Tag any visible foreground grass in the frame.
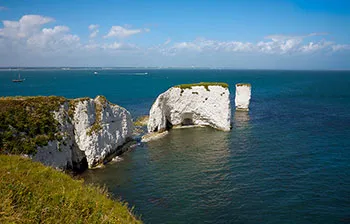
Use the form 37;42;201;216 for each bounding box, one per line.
0;155;141;224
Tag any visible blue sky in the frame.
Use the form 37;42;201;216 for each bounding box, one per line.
0;0;349;69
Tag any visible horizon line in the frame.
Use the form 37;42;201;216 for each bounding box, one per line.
0;67;349;71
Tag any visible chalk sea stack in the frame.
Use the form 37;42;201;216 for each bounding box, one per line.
235;83;251;111
144;82;231;141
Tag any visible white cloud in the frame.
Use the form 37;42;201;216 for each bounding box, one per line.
90;30;99;38
88;24;99;38
0;6;7;11
299;40;333;53
102;42;139;50
162;38;253;55
104;26;142;38
27;25;80;51
0;15;54;39
158;33;343;56
332;44;350;52
164;38;171;45
43;25;70;35
88;24;99;31
0;15;349;68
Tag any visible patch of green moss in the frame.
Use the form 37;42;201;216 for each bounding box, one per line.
0;155;141;223
133;115;149;127
192;92;199;94
175;82;229;91
236;83;251;87
0;96;66;155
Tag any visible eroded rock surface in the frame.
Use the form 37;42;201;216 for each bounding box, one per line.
235;83;251;111
1;96;133;170
147;83;231;136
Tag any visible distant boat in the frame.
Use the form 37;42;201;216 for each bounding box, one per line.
144;72;148;75
12;74;24;82
93;71;98;75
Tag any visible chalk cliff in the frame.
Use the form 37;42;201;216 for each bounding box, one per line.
235;83;251;111
0;96;133;170
147;83;231;137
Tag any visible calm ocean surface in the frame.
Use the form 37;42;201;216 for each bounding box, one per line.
1;69;350;223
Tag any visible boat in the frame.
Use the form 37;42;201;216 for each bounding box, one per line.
12;74;24;82
93;71;98;75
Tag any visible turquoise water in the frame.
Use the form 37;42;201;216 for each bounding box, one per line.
1;69;350;223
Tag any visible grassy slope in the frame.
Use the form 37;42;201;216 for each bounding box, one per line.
0;155;141;224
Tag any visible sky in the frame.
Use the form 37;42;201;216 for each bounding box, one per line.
0;0;349;69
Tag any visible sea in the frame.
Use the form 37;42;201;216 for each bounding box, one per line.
1;69;350;224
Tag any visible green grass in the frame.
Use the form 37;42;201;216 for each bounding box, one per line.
0;96;66;155
175;82;229;91
133;116;149;127
0;155;141;224
236;83;251;87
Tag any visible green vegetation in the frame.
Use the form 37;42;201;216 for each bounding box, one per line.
87;96;107;136
0;95;120;154
175;82;229;91
0;95;111;155
133;116;149;127
0;155;141;224
236;83;251;87
68;97;90;119
191;92;199;95
0;96;66;155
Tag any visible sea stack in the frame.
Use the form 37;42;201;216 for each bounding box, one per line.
235;83;251;111
145;82;231;141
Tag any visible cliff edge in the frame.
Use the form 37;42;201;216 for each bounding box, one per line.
0;96;133;170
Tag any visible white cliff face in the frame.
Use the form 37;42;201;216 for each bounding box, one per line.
73;96;133;168
33;102;80;170
33;96;133;170
235;84;251;111
147;85;231;134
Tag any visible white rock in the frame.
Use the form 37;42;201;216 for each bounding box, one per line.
147;84;231;135
33;102;81;170
33;96;133;170
141;131;169;142
72;96;133;168
235;83;251;111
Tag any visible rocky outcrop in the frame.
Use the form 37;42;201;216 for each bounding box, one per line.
147;83;231;137
0;96;133;170
70;96;133;168
235;83;251;111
